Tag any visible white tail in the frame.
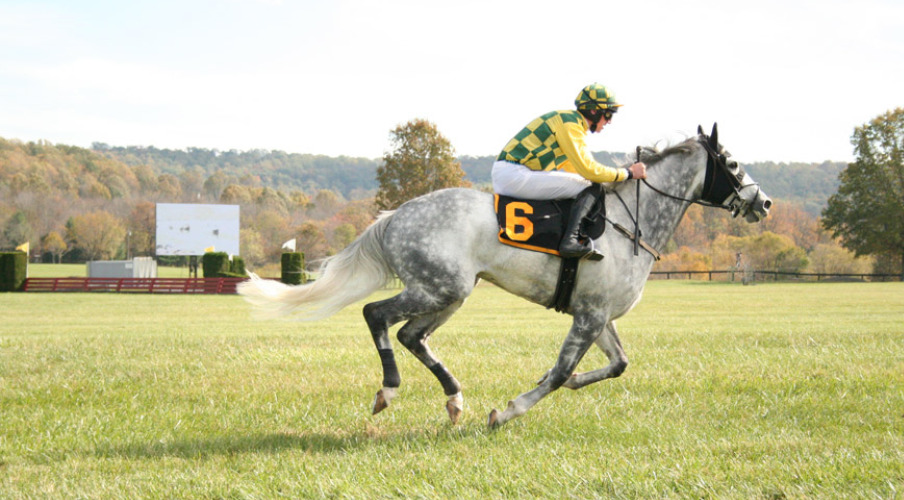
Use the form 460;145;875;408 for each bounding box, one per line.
237;212;395;320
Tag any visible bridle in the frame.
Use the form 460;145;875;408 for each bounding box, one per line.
640;124;762;218
607;124;762;260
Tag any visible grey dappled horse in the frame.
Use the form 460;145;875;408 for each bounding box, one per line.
238;124;772;428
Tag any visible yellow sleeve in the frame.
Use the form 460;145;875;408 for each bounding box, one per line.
557;121;629;183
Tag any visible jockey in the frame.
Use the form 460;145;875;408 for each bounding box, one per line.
492;83;647;259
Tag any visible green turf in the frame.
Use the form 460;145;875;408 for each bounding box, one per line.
1;281;902;498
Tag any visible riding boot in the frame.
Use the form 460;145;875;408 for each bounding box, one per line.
558;187;604;260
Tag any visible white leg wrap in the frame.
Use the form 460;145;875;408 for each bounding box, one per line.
446;392;464;424
381;387;398;405
448;392;463;411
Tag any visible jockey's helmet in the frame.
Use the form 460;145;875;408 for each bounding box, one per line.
575;84;622;118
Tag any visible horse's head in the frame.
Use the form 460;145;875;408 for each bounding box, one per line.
695;123;772;222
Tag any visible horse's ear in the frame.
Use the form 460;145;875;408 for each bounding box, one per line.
709;123;719;148
697;125;705;136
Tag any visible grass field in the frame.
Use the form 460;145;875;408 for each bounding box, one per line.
1;281;902;498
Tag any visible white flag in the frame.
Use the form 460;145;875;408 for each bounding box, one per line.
282;238;297;252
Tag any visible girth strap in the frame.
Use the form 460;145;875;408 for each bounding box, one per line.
548;257;580;313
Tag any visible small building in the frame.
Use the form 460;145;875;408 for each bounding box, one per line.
87;257;158;278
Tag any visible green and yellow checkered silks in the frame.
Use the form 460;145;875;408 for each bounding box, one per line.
574;83;621;111
496;108;629;183
497;110;585;171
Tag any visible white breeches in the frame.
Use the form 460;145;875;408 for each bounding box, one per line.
492;161;591;200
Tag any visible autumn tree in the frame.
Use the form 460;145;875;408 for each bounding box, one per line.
331;223;357;251
335;199;378;234
712;232;808;272
375;118;470;210
808;242;873;275
41;231;67;263
252;209;290;262
654;246;711;274
220;184;253;205
240;227;266;267
310;189;345;219
67;211;126;260
822;108;904;278
760;201;821;251
2;211;32;249
127;201;156;256
296;221;330;262
157;173;183;200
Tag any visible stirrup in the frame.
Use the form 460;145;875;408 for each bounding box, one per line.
582;240;604;261
558;240;604;261
583;249;604;261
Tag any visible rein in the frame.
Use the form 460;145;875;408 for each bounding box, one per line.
608;129;759;259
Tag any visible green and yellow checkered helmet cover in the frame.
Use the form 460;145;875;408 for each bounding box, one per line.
574;83;622;111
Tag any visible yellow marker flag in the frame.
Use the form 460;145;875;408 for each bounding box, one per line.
15;242;29;253
204;246;216;253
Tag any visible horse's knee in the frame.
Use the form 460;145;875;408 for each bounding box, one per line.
544;369;574;390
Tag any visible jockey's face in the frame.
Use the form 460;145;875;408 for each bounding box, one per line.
592;114;610;133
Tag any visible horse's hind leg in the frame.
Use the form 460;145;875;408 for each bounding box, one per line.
396;300;465;423
363;288;468;420
364;296;403;416
537;321;628;390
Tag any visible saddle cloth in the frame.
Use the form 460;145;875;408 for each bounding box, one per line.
494;194;605;256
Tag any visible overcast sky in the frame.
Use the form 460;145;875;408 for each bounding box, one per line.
1;0;901;163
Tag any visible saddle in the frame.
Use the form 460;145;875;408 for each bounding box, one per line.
493;194;606;256
494;192;606;312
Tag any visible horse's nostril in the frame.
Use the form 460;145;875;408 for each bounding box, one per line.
763;199;773;211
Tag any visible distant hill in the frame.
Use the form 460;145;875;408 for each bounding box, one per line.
94;143;383;199
3;139;840;214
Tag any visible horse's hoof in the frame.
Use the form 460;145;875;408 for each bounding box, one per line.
372;391;387;415
446;401;462;425
372;388;395;415
487;409;500;429
446;393;463;425
372;387;397;415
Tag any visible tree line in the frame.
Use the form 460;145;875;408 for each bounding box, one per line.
92;141;845;214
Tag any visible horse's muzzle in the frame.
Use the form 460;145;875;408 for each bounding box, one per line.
745;193;772;223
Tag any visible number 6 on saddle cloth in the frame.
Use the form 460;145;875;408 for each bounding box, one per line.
494;185;606;258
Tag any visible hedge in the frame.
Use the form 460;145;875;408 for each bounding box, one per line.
281;252;305;285
202;252;230;278
200;253;248;278
0;252;28;292
230;256;246;277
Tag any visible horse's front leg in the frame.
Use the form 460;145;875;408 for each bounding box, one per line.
553;320;628;390
488;314;606;428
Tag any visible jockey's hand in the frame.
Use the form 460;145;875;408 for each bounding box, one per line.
629;162;647;180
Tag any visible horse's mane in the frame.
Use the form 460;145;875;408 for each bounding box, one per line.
636;138;698;167
609;138;699;194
